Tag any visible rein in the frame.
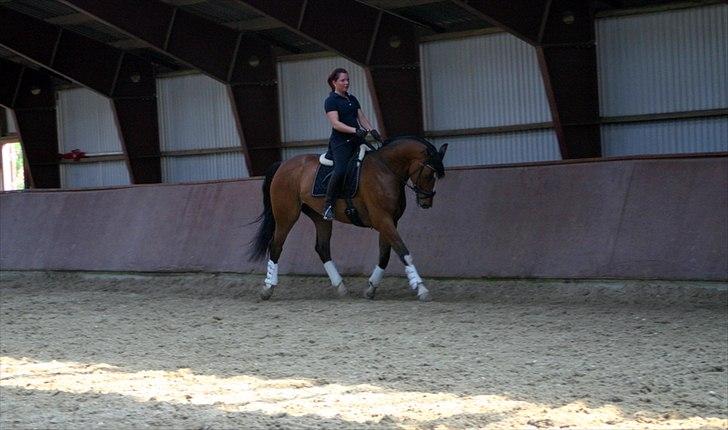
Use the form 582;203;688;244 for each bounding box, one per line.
404;162;437;198
380;158;438;200
366;136;442;200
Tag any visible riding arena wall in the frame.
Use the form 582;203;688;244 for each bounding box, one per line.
1;155;726;281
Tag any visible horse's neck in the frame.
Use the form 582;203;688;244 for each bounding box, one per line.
378;143;421;179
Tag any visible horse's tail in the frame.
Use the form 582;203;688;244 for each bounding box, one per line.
248;161;282;262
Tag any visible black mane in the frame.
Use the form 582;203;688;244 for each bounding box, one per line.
383;135;445;178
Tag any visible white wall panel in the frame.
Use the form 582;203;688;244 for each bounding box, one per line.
431;130;560;167
157;74;249;180
597;5;728;116
60;161;130;188
57;88;123;154
421;33;551;131
162;152;248;183
56;88;130;188
601;117;728;156
281;145;329;161
278;56;378;142
157;74;244;152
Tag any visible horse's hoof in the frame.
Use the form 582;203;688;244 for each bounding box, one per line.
260;284;275;301
364;282;377;300
416;284;432;302
336;282;349;297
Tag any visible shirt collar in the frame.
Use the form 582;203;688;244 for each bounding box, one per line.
331;91;349;99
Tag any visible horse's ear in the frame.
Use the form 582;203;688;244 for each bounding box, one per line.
438;143;448;159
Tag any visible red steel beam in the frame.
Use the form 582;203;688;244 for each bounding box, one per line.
0;59;23;108
537;0;601;158
56;0;282;176
228;34;281;175
0;59;60;188
367;12;423;135
237;0;423;136
451;0;602;158
538;44;601;158
0;107;7;136
0;6;162;183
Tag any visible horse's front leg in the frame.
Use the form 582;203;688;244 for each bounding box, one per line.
364;233;391;300
310;216;348;297
374;219;431;302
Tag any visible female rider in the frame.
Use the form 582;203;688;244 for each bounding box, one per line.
322;68;380;221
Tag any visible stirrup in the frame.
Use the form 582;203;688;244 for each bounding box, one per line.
323;204;334;221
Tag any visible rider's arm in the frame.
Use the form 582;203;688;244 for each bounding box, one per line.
326;111;358;134
357;109;374;131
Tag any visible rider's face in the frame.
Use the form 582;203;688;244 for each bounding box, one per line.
333;73;349;93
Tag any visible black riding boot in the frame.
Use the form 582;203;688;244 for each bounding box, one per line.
323;172;343;221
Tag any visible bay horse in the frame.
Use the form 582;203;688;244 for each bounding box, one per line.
249;136;448;301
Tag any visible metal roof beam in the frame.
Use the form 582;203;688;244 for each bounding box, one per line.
57;0;233;81
56;0;282;175
0;6;162;183
226;16;282;31
0;58;60;188
46;12;94;25
450;0;548;44
56;0;277;85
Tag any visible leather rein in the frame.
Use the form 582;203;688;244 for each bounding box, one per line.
357;135;439;200
404;162;438;199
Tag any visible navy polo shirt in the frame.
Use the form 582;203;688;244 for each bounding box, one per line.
324;91;361;140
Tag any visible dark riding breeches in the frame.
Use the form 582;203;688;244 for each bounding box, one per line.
325;137;358;205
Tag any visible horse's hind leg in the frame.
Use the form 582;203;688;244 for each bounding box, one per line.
302;205;348;297
261;199;301;300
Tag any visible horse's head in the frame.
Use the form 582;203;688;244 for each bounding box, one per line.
410;143;448;209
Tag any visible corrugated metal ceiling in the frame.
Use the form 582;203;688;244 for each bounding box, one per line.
0;0;721;77
177;0;261;23
0;0;75;19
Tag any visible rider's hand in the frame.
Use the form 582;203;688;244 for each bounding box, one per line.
370;129;382;142
355;128;368;139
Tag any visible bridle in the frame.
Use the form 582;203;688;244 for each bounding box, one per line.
405;161;438;199
354;135;441;200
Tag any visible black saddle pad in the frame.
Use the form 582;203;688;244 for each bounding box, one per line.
312;154;364;198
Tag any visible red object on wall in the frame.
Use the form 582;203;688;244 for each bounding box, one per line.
59;149;86;161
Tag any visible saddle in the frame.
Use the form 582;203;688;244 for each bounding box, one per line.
312;144;373;227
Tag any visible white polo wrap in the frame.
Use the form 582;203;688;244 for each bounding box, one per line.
368;266;385;286
324;261;343;287
265;260;278;286
404;255;422;289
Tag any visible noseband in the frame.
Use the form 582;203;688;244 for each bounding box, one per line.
406;162;438;199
